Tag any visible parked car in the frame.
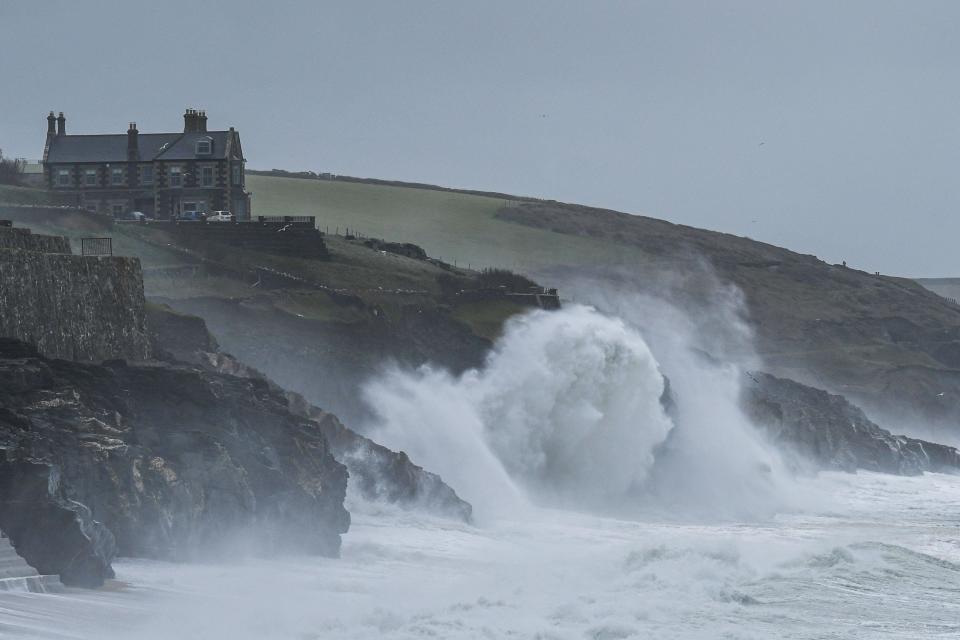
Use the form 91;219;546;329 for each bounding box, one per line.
122;211;146;221
176;211;206;221
207;211;234;222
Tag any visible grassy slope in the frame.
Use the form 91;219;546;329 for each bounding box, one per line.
917;278;960;302
0;184;67;205
248;174;637;273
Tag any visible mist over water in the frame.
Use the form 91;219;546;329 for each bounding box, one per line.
5;299;960;639
364;302;795;521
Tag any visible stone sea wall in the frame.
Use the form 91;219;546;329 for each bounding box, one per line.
0;227;71;254
0;232;149;361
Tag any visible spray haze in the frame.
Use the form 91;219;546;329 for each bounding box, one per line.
363;279;795;520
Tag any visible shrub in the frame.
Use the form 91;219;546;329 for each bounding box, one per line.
0;149;24;186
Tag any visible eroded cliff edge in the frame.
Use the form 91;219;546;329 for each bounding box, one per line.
0;337;350;585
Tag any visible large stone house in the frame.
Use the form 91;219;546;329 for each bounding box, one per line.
42;109;251;219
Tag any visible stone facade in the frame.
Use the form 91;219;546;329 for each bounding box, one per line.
42;109;251;220
0;226;149;361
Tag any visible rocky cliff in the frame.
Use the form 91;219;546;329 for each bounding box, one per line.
0;337;349;586
144;302;472;521
0;225;149;362
743;371;960;474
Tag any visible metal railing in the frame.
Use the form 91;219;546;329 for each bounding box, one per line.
81;237;112;256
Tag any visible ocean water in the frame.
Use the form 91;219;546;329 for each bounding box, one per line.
3;305;957;638
0;471;958;639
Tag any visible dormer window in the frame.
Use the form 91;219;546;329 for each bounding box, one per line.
196;138;212;155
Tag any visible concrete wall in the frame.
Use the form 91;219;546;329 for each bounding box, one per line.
0;231;149;361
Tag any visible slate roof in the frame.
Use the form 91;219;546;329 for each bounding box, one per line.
46;131;233;163
154;131;231;161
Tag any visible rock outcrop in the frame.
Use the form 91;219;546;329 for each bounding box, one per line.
285;392;473;521
200;350;472;521
146;302;474;521
0;337;350;586
742;371;960;474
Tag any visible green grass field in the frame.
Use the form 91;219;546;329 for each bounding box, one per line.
248;175;638;274
0;184;62;205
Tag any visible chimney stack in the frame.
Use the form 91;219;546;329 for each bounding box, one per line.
183;107;199;133
127;122;139;160
198;110;208;133
47;111;56;136
56;112;65;136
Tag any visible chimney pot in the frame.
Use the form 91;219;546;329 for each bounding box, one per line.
56;112;66;136
47;111;56;136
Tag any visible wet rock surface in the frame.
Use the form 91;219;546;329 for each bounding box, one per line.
199;350;473;521
743;371;960;474
0;338;350;586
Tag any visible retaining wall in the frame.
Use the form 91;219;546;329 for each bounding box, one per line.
0;227;71;254
0;229;149;361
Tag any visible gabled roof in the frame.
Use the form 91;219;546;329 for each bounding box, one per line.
45;131;236;163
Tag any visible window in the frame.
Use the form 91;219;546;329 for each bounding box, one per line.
201;166;214;187
57;169;70;186
169;166;182;187
111;167;124;185
111;204;125;217
232;165;242;185
84;169;97;187
142;166;153;185
196;139;212;155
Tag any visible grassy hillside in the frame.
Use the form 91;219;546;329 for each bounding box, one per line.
917;278;960;303
251;173;960;435
248;174;638;273
0;200;536;424
0;184;63;205
7;177;960;436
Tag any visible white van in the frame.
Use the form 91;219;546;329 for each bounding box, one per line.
207;211;234;222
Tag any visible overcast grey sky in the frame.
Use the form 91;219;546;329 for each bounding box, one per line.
2;1;959;276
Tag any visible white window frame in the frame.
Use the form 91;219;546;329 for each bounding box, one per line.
232;165;241;185
111;167;124;186
84;169;97;187
169;166;182;188
56;168;70;187
200;166;214;187
196;139;212;155
142;165;153;185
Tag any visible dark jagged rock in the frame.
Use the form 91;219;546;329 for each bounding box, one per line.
145;301;219;364
146;303;473;520
0;338;350;586
0;457;116;588
285;392;473;521
742;371;960;474
199;350;473;521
